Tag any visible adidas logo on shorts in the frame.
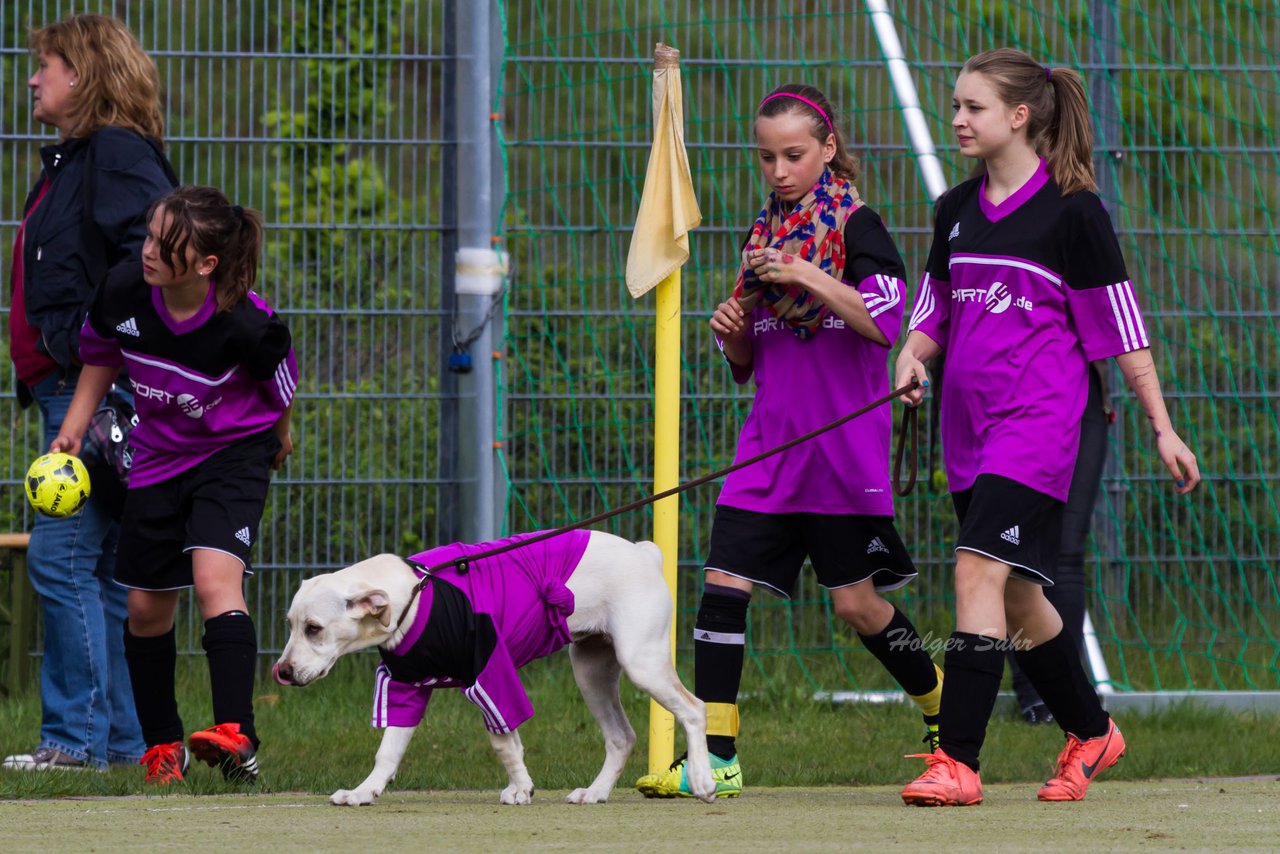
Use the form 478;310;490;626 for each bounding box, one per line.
234;527;252;546
115;317;141;337
1000;525;1021;546
866;537;890;555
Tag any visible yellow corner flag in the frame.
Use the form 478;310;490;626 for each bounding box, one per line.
625;43;702;298
626;43;700;778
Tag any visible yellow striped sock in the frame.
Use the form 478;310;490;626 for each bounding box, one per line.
705;702;740;737
908;664;944;718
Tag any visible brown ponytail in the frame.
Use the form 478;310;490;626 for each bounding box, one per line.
147;186;264;312
961;48;1096;195
755;83;860;183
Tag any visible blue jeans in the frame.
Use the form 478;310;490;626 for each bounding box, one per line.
26;373;144;768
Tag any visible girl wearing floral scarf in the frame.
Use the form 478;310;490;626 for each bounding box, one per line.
636;84;943;800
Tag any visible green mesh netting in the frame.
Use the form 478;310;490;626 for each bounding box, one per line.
496;0;1280;695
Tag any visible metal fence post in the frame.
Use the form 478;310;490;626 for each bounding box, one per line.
453;0;506;542
1087;0;1129;606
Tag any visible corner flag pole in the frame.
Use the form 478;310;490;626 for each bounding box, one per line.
624;42;702;775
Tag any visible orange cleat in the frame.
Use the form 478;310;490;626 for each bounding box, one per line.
1038;717;1126;801
901;749;983;806
188;723;259;783
140;742;189;784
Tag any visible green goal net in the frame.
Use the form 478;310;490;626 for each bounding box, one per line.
498;1;1279;696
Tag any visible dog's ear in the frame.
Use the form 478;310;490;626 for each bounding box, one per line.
347;589;392;627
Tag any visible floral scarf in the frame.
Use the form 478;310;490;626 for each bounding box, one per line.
733;169;862;338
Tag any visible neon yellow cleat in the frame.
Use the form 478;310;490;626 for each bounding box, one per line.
635;752;742;799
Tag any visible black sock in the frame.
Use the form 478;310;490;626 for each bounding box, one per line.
1044;569;1086;658
858;606;941;701
694;584;750;760
203;611;260;749
1014;629;1108;739
938;632;1004;772
124;625;184;747
1007;648;1043;714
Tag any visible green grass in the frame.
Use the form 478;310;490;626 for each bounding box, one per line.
2;653;1279;800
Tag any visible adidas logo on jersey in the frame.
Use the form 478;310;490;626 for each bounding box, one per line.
948;222;960;241
866;537;890;555
1000;525;1021;546
234;527;252;546
115;317;141;337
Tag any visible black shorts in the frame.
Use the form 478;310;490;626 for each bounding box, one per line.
952;474;1063;585
115;430;280;591
704;505;917;599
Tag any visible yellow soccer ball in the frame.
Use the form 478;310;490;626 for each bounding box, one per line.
25;453;92;518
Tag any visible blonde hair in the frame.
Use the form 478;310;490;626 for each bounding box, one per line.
961;48;1096;195
755;83;860;183
29;14;164;141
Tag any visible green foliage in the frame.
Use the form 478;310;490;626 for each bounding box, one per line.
263;0;411;283
252;0;441;557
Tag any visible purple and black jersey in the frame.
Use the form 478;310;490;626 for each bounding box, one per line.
78;260;298;487
372;530;589;734
908;159;1148;501
717;205;909;516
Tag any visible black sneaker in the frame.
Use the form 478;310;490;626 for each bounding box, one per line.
1022;702;1054;725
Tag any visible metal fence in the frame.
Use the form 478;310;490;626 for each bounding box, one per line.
499;1;1280;691
3;1;1278;689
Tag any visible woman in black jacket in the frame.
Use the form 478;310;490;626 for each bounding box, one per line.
4;13;175;772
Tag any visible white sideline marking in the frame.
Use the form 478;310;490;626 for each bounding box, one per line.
75;802;313;815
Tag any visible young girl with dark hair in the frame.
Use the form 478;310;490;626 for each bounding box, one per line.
897;48;1199;806
52;185;298;784
636;83;942;799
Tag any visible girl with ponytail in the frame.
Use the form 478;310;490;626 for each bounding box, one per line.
896;48;1199;807
51;185;298;785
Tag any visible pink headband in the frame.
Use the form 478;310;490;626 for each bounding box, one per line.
759;92;834;135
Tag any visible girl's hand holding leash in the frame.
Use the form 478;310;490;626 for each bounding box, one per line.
893;356;930;408
893;332;937;408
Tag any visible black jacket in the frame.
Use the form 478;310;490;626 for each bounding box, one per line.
17;127;176;393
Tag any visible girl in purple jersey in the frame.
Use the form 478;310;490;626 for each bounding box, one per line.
52;185;298;785
896;48;1200;807
636;84;943;800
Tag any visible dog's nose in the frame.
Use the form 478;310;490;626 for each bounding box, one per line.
273;661;294;686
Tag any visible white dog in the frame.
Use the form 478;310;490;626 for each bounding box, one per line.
274;529;716;805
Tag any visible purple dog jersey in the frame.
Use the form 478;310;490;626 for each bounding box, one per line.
371;529;590;733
